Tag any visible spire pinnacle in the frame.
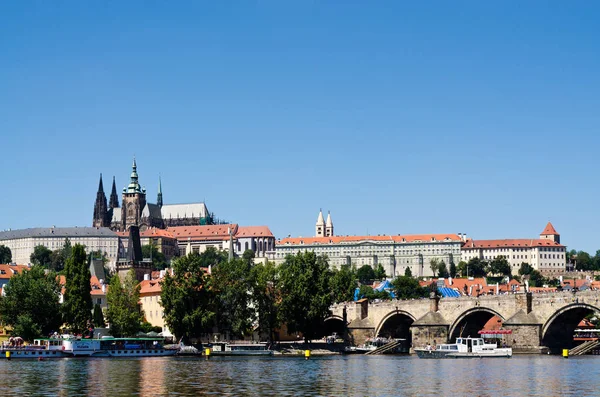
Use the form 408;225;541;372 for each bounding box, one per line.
157;175;163;207
97;173;104;193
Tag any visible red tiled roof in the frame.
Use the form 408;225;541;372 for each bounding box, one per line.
139;279;162;295
167;224;238;241
462;238;564;249
235;226;274;238
279;234;461;245
140;228;175;239
0;264;29;279
541;222;559;236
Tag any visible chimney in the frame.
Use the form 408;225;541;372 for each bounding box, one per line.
159;270;165;279
101;284;106;293
144;273;150;281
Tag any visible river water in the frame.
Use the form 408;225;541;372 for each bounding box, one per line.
0;355;598;396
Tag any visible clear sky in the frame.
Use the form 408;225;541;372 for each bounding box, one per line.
1;2;599;252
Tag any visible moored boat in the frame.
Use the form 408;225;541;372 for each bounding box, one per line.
62;336;178;357
415;337;512;359
210;342;273;356
0;338;69;359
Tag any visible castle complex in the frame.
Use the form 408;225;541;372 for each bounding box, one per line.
92;159;217;232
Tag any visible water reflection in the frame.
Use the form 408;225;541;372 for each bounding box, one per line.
1;355;600;396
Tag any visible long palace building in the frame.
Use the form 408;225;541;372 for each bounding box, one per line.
271;210;464;277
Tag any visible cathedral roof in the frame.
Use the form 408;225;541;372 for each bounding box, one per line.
167;224;238;241
142;203;162;219
161;203;209;219
124;157;145;194
235;226;274;238
316;210;325;225
326;211;333;227
111;209;121;223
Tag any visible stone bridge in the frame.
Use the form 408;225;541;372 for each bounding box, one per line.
328;290;600;353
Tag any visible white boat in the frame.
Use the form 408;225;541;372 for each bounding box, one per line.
0;338;69;359
345;337;407;354
62;337;178;357
210;342;273;356
415;337;512;358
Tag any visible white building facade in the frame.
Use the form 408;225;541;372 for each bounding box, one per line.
461;222;566;275
0;227;119;267
273;234;463;277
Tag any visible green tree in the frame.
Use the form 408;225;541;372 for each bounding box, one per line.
242;249;256;265
160;252;215;342
489;256;511;276
0;245;12;264
30;245;52;268
528;270;545;287
391;276;429;300
356;265;375;281
212;258;255;339
330;265;357;303
404;266;413;277
0;265;61;341
456;261;468;277
449;262;457;278
106;269;142;337
374;264;387;280
93;303;105;328
141;244;168;270
278;251;333;343
251;261;280;342
357;284;391;300
62;244;93;334
61;238;73;262
437;261;449;278
576;251;593;271
49;250;65;272
459;258;488;278
429;258;440;277
518;262;534;276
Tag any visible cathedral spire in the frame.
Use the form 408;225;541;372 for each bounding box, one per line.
97;173;104;194
157;176;163;207
125;156;143;194
109;176;119;208
93;173;108;227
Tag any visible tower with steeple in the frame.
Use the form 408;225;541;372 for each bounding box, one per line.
540;222;560;244
157;176;163;208
315;209;325;237
325;211;334;237
93;174;109;227
120;158;147;230
109;176;119;209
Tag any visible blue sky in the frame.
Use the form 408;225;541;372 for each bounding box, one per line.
1;2;599;251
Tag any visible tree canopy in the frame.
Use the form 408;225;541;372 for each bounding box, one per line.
429;258;440;277
30;245;52;268
488;256;511;276
278;251;333;342
251;261;280;342
356;265;375;281
374;264;387;280
0;245;12;264
160;252;215;342
391;276;429;300
106;269;143;337
141;244;168;270
330;265;357;303
212;258;255;339
0;265;61;341
437;261;449;278
62;244;93;334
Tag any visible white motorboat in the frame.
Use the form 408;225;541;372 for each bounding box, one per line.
415;337;512;358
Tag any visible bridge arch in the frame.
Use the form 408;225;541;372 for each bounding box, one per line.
448;307;505;342
321;316;346;338
542;303;600;352
375;310;416;344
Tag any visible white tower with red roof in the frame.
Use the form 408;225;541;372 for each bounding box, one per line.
540;222;560;244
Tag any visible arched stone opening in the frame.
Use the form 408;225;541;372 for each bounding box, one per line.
542;304;600;353
318;317;346;339
449;308;505;342
375;312;415;346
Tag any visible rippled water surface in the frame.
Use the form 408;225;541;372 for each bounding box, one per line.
1;355;599;396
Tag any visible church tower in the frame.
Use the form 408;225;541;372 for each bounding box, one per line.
121;158;147;230
315;209;325;237
157;176;163;208
109;176;119;209
325;211;334;237
92;174;108;227
540;222;560;244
